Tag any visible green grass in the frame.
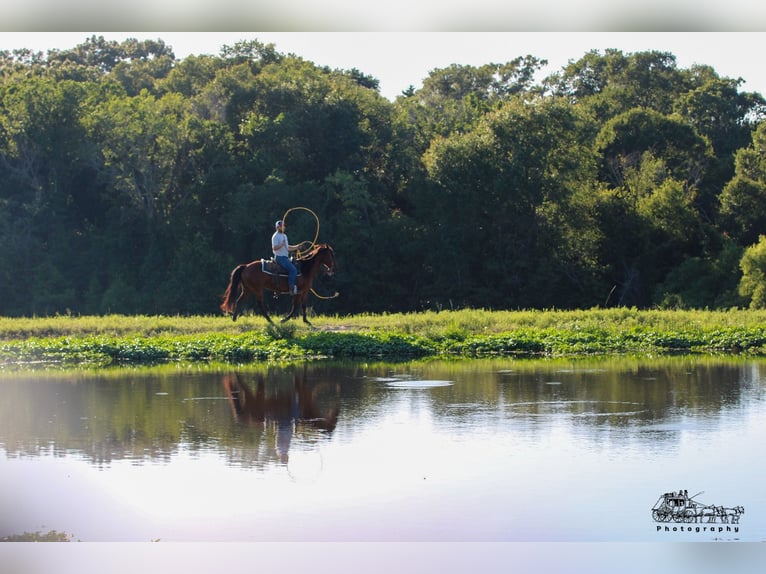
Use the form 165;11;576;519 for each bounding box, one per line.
2;308;766;369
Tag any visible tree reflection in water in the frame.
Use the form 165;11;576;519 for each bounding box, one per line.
1;358;765;542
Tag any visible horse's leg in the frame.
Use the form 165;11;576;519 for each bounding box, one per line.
300;293;312;326
232;288;248;322
281;295;298;322
222;264;247;321
255;290;274;324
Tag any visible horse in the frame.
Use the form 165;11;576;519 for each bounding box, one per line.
220;243;336;325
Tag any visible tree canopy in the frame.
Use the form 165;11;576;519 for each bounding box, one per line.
2;36;766;316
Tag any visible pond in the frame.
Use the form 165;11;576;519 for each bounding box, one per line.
1;356;764;544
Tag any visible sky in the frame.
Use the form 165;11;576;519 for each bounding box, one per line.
1;32;765;101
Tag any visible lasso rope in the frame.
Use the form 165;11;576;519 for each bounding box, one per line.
281;206;339;300
282;206;320;258
310;288;340;300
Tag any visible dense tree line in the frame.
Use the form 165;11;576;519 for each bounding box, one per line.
2;36;766;317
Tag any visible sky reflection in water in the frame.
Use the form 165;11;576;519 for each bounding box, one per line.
1;357;764;542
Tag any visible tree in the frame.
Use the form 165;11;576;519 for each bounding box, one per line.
719;176;766;245
547;49;690;117
47;35;175;74
674;77;766;216
654;237;743;309
739;235;766;309
729;120;766;181
341;67;380;91
2;36;764;316
674;77;765;160
419;58;546;101
159;54;224;99
0;76;99;314
719;122;766;245
421;98;601;308
392;58;548;161
239;56;391;184
592;149;711;307
595;108;713;190
85;90;192;223
219;40;282;67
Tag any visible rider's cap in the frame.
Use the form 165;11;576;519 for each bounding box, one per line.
275;220;283;228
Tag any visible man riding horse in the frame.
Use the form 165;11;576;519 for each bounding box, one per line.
271;219;309;295
220;241;336;325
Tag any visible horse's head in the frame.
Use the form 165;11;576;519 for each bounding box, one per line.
315;244;336;276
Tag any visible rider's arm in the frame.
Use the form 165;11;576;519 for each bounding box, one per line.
272;234;286;254
287;241;308;252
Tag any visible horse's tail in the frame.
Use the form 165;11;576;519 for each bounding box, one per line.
220;264;246;315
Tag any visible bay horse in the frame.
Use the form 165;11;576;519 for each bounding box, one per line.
220;244;336;325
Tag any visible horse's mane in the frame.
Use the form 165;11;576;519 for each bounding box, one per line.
297;244;333;273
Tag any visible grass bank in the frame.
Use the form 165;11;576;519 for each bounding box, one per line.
2;308;766;369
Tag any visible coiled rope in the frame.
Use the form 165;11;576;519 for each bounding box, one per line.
282;206;320;258
282;206;339;300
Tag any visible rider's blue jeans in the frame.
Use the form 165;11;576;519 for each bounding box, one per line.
275;255;297;290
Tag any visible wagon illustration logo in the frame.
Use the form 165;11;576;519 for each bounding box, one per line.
651;490;744;524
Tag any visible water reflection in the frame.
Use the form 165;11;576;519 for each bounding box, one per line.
0;357;761;465
1;356;765;542
0;358;761;462
221;372;338;464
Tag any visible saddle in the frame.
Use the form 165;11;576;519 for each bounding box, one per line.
261;258;302;277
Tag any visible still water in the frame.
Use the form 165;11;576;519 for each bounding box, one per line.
1;356;764;542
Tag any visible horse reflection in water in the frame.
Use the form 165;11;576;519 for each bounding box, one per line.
222;372;339;464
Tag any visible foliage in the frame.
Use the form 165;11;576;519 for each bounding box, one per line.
719;122;766;245
654;237;744;309
5;309;766;369
739;235;766;309
1;38;766;316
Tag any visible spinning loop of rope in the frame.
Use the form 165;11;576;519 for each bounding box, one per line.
281;206;339;300
282;206;320;259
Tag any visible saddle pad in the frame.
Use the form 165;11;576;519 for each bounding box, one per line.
262;259;302;276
